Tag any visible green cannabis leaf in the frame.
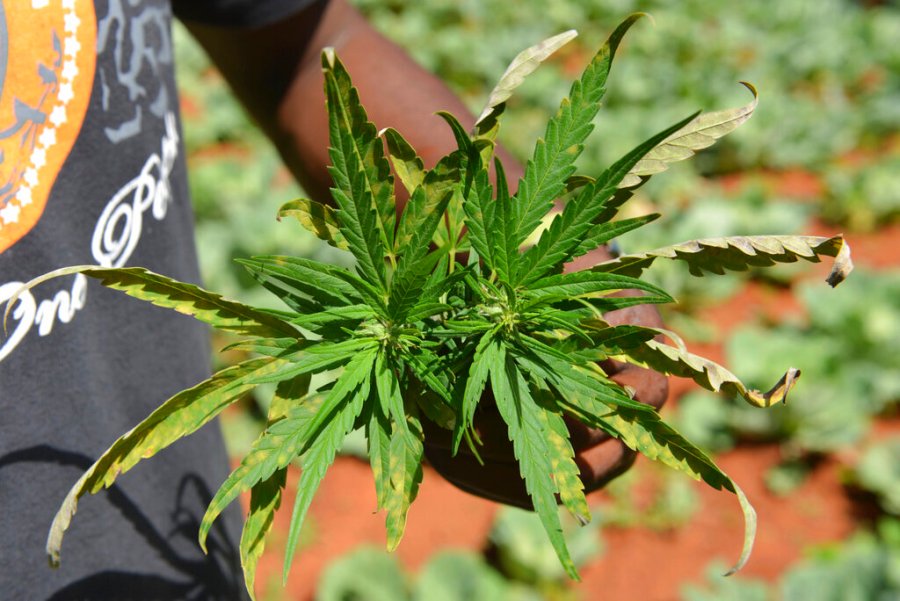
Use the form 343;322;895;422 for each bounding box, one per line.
4;14;856;598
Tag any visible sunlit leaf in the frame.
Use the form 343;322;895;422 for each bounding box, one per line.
47;357;285;566
521;271;673;308
462;168;496;271
491;158;519;282
475;29;578;126
617;337;802;408
238;256;363;310
282;348;377;583
390;185;452;322
385;406;424;550
595;234;853;287
514;340;654;415
322;50;393;288
381;127;425;195
512;13;646;249
452;330;500;454
490;347;579;580
239;374;308;601
247;338;378;384
575;403;755;575
618;83;759;189
4;265;298;339
534;392;591;525
396;152;462;251
277;198;348;250
367;396;392;511
201;442;291;555
241;471;286;601
516;111;698;285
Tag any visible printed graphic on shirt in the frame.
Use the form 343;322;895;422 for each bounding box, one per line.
92;0;179;268
96;0;175;144
0;0;182;364
0;0;96;253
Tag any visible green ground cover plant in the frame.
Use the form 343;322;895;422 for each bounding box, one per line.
317;546;543;601
6;15;853;598
852;437;900;516
316;506;600;601
683;518;900;601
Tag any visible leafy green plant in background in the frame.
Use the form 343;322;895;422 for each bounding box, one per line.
489;507;601;588
6;15;854;598
820;154;900;232
316;546;543;601
851;437;900;516
683;518;900;601
317;507;599;601
316;507;602;601
600;462;700;531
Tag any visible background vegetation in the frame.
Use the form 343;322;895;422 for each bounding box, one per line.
173;0;899;598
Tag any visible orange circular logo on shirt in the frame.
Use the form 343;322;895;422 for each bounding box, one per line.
0;0;96;253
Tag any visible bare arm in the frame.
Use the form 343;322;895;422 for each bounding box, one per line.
182;0;520;208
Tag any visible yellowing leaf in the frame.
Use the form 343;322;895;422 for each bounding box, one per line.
595;234;853;288
241;470;286;601
619;82;759;189
539;405;591;525
381;127;425;195
491;350;580;580
615;338;801;408
600;408;756;575
278;198;348;250
475;29;578;125
385;409;424;551
4;265;299;339
47;357;285;566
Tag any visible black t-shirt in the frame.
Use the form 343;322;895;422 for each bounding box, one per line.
0;1;312;598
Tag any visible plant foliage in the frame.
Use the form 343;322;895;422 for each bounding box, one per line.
4;15;854;598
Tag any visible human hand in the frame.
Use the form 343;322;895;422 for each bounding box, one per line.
421;350;667;509
422;247;669;509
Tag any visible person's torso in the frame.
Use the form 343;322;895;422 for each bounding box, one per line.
0;2;264;597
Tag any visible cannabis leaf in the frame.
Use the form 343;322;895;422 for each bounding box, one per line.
512;14;646;251
595;234;853;287
4;265;298;339
618;82;759;189
490;346;580;580
277;198;348;250
475;29;579;126
47;356;288;566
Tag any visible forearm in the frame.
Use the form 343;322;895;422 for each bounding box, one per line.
183;0;521;209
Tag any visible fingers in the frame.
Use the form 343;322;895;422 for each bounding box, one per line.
421;406;519;461
603;361;669;411
424;435;637;508
575;439;636;493
564;414;613;449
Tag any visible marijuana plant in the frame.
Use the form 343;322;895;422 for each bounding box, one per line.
6;14;852;598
